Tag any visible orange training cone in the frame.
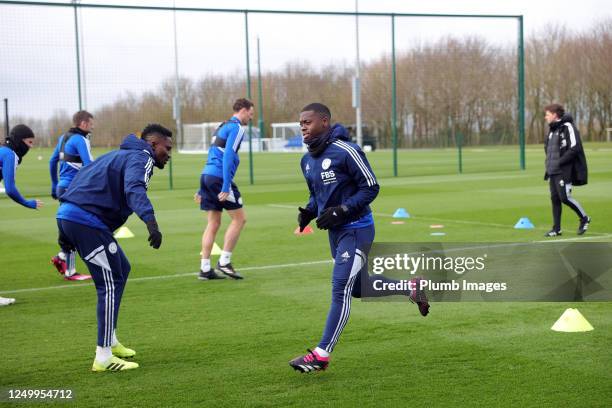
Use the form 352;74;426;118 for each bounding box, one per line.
295;225;314;235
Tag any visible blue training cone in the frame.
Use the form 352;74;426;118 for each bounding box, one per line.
393;208;410;218
514;217;535;229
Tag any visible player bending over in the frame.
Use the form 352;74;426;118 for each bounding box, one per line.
56;124;172;371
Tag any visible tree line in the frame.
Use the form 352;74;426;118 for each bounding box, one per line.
5;20;611;149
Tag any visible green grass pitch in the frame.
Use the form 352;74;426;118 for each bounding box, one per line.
1;145;611;407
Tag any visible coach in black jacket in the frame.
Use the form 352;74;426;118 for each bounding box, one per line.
543;103;590;237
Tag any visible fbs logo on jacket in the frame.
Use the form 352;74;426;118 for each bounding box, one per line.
320;157;336;185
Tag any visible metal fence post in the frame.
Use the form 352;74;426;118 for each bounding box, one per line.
245;11;254;185
3;98;9;138
518;15;526;170
391;14;398;177
72;0;83;110
257;36;265;140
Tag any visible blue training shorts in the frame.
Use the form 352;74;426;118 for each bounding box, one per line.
199;174;243;212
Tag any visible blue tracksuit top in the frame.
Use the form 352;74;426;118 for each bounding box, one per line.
0;146;36;209
49;129;94;190
300;124;379;230
202;116;244;192
57;134;157;231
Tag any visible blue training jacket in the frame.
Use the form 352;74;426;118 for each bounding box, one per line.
202;116;244;192
57;134;156;231
0;146;36;209
49;129;94;191
301;124;379;230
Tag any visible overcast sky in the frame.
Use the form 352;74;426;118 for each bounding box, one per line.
1;0;610;119
23;0;610;29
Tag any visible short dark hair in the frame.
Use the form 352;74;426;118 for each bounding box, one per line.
233;98;254;112
141;124;172;140
544;103;565;118
73;110;93;127
301;103;331;120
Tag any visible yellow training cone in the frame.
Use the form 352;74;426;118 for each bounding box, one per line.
113;226;135;239
211;242;222;255
551;308;594;332
199;243;222;256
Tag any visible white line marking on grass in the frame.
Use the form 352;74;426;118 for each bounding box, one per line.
3;232;610;296
268;204;296;209
373;212;516;228
0;260;333;295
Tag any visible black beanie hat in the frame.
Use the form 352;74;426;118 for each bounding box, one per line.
5;124;35;163
9;124;35;141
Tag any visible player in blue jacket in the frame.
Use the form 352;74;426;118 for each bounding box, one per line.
49;110;95;280
0;124;42;210
56;124;172;371
195;98;254;280
289;103;429;373
0;124;43;307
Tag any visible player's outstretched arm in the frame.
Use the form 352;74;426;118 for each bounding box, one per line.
124;153;161;248
2;153;38;209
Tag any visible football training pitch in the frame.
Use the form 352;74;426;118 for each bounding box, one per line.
1;145;611;407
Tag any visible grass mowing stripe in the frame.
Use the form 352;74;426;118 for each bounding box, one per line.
267;205;611;236
8;238;600;295
0;259;333;295
380;214;610;235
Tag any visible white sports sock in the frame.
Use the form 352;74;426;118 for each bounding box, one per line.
200;258;211;272
314;347;330;358
95;346;112;364
58;251;67;261
111;330;119;347
69;251;77;274
219;251;232;266
64;251;76;277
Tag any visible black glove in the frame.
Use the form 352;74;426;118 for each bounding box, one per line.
51;187;58;200
146;220;162;249
297;207;316;232
316;205;350;230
